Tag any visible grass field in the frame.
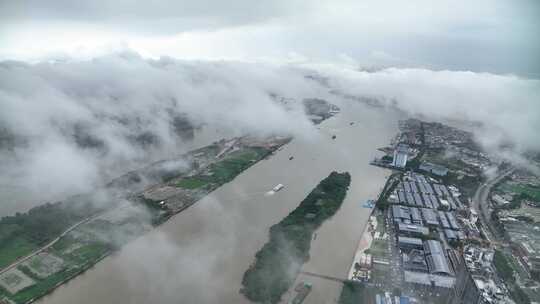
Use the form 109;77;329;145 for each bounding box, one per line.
338;282;366;304
494;250;515;283
51;235;78;252
423;151;472;172
366;239;389;259
501;183;540;201
375;214;386;234
0;238;37;269
338;281;382;304
67;243;109;265
175;177;209;189
503;251;529;281
176;148;267;190
209;149;262;183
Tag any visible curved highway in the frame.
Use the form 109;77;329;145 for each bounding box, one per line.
472;167;514;242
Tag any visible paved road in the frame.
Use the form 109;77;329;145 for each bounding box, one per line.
471;167;514;242
386;209;403;290
0;212;103;275
299;271;349;283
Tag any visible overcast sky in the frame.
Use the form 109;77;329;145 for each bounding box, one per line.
1;0;539;77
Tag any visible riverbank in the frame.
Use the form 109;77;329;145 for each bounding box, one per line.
1;96;347;304
32;101;399;304
347;211;377;281
0;136;289;304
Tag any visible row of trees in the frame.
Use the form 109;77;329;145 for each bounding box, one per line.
0;199;102;249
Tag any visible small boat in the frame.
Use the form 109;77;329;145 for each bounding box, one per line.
272;184;285;192
289;156;294;160
332;135;337;140
363;200;375;208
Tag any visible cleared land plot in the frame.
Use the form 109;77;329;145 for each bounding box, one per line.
0;240;110;304
0;269;34;295
22;253;64;279
51;235;83;254
507;205;540;222
366;239;389;259
8;267;81;304
1;241;110;303
67;243;109;264
370;264;390;284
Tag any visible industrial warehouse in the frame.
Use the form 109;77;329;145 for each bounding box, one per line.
359;118;529;303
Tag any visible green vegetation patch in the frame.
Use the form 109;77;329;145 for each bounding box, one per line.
209;149;265;184
337;281;384;304
175;147;269;190
375;214;386;234
67;243;110;265
175;177;209;189
240;172;351;304
497;250;532;304
500;183;540;202
366;239;389;259
338;282;366;304
376;174;400;210
51;235;79;253
0;200;106;270
493;250;515;283
0;238;37;269
509;286;531;304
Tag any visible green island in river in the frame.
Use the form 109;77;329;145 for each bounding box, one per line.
241;171;351;304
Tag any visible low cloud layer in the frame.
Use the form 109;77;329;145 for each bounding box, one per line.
1;52;539;215
314;65;540;153
0;53;320;214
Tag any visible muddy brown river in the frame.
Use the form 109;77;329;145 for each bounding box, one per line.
38;102;399;304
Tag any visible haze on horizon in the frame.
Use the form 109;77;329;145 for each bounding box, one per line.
1;0;539;77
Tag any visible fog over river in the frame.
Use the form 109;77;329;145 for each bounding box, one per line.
38;101;399;304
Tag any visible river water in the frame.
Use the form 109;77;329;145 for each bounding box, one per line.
38;102;399;304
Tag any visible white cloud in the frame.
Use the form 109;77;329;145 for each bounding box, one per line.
0;52;538;215
311;64;540;153
1;0;538;75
